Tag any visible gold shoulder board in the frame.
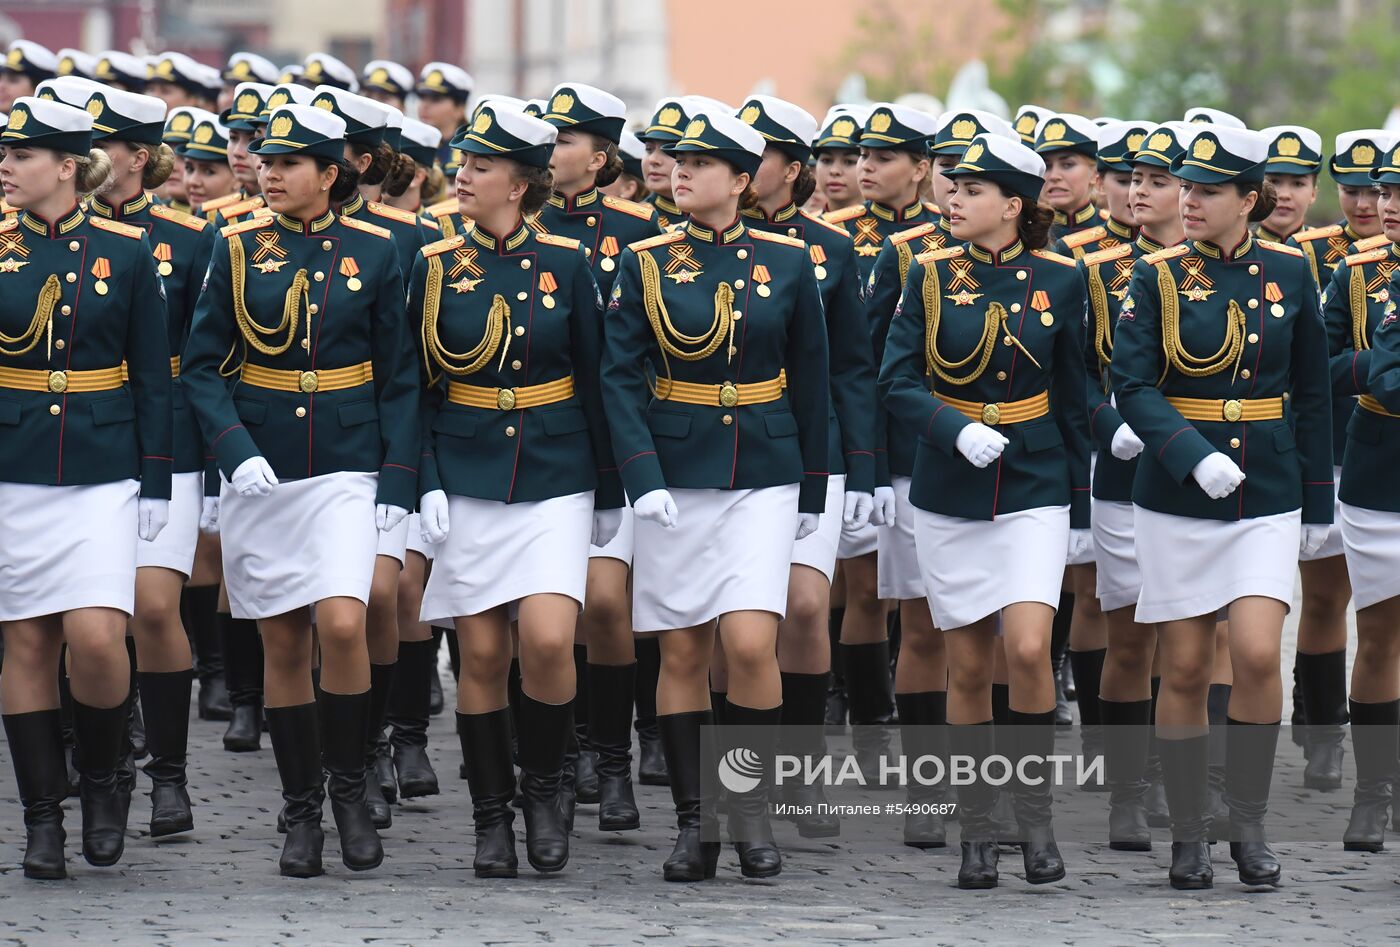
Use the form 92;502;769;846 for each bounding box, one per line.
915;245;965;265
1294;224;1343;243
601;194;656;220
340;216;392;239
1351;233;1390;253
421;234;465;258
823;205;866;225
891;222;938;246
1258;239;1305;258
1344;247;1389;267
89;216;144;239
1062;225;1107;249
150;203;210;232
1142;244;1190;265
750;229;804;249
1082;243;1134;268
1031;248;1078;267
201;191;245;212
535;232;582;250
628;229;686;253
366;201;420;226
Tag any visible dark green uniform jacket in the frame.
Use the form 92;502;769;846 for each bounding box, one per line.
1052;215;1135;260
533;187;661;298
826;198;938;284
1335;241;1400;511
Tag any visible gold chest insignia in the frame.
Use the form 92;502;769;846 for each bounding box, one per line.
251;230;288;274
1177;256;1215;302
0;257;28;273
1367;261;1397;303
664;243;703;283
944;258;983;305
853;216;881;256
1109;258;1134;300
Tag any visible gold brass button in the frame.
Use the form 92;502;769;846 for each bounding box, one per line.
505;425;516;437
583;247;591;257
54;339;64;350
511;359;522;370
1248;333;1259;343
586;216;597;227
65;272;76;283
514;326;524;336
732;310;742;320
719;383;739;408
48;404;60;415
299;371;318;393
1248;299;1258;309
1016;271;1026;280
520;259;531;270
737;249;748;260
735;279;745;289
497;389;516;410
1230;437;1240;448
47;371;67;393
1240;369;1251;379
981;403;1001;425
1002;336;1013;346
787;228;797;237
68;241;78;251
322;240;333;250
1249;264;1259;275
996;371;1007;381
308;303;319;314
1223;399;1243;422
301;339;310;350
295;407;306;418
517;291;528;301
314;271;325;281
1011;303;1022;313
61;306;71;315
722;414;733;425
1282;392;1290;400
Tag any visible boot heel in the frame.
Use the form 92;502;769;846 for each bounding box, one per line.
280;822;324;878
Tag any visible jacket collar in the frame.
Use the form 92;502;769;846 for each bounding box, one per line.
467;218;532;253
547;186;601;213
652;194;682;217
1192;232;1254;260
869;196;925;223
90;190;151;221
340;191;366;217
743;201;800;224
20;203;85;238
1106;216;1136;241
685;216;746;245
1053;202;1097;228
275;208;337;235
967;237;1025;265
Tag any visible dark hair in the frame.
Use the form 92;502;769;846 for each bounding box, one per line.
350;141;395;187
997;182;1054;249
511;162;555;216
142;143;177;190
590;134;623;188
1238;177;1278;223
380;149;418;198
315;157;361;204
739;184;760;211
792;162;816;206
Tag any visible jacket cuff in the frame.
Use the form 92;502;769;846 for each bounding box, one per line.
211;425;259;482
874;448;891;488
139;457;173;501
1158;426;1216;484
1302;480;1337;525
417;449;442;496
1070;488;1091;530
799;473;829;514
619;451;667;507
376;462;419;511
1090;401;1125;449
843;451;875;496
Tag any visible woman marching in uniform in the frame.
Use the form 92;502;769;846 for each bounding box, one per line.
636;97;724;232
177;112;242;223
537;82;662;832
738;94;876;839
1036;113;1102;247
879;133;1090;888
1256;125;1320;247
810;106;869;218
0;97;172;878
1111;125;1333;890
412;105;622;877
1324;141;1400;852
182;103;420;878
602;109;829;881
86;85;217;839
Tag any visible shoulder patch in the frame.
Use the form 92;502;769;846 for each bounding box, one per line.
1082;243;1134;267
923;201;941;215
891;221;939;246
425;198;458;219
535;232;582;250
1344;247;1389;267
823;204;866;225
1294;224;1344;243
201;191;244;212
628;229;686;253
220;215;273;238
1258;239;1304;258
800;210;851;239
365;201;421;226
1031;248;1077;267
1061;225;1107;249
601;194;656;221
219;196;265;220
88;216;144;239
340;216;392;239
1143;244;1191;265
750;229;804;250
915;245;965;265
421;234;466;258
1351;233;1390;253
149;203;210;232
0;217;18;234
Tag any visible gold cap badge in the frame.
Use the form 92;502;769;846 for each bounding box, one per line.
1042;121;1065;142
657;106;681;129
831;118;855;139
1353;143;1376;165
194;123;214;144
236;92;259;115
550;92;574;115
870;111;892;134
1192;137;1217;161
740;104;761;125
1147;131;1171;153
471;111;492;134
963;142;984;164
951;119;976;140
269;115;293;138
1277;136;1301;157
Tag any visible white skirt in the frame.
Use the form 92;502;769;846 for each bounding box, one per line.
837;519;878;559
589;505;634;563
1066;455;1099;566
913;504;1069;630
1092;499;1141;613
791;474;844;583
0;480;139;621
375;511;410;566
220;471;379;620
1341;502;1400;610
1133;505;1300;624
404;513;438;561
136;470;203;576
1299;466;1345;562
632;485;799;632
421;491;593;625
877;475;925;601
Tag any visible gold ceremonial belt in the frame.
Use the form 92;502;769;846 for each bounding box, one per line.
1359;394;1400;418
447;375;575;411
119;356;181;383
1166;396;1284;423
937;390;1050;426
655;376;784;408
0;365;124;393
240;361;373;394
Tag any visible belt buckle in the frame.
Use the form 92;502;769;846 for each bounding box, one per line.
719;383;739;408
299;371;318;393
1222;399;1243;422
47;370;67;393
497;388;516;411
981;402;1001;425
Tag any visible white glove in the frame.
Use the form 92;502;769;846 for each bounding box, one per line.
1067;528;1092;562
633;489;679;528
1109;423;1145;461
954;422;1009;469
842;491;874;530
199;496;220;534
137;498;169;542
870;485;897;527
418;490;450;544
231;456;277;497
592;508;623;547
796;512;820;541
1190;452;1246;500
376;504;409;532
1300;524;1330;557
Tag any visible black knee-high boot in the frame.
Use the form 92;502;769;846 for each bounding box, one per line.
1343;698;1398;852
56;651;78;796
267;703;324;877
1100;696;1151;851
2;710;69;879
1205;683;1231;839
457;708;517;877
1069;648;1106;791
1051;590;1074;725
659;710;719;882
589;662;641;831
1009;709;1065;883
952;721;998;888
990;682;1019;842
363;663;396;829
220;613;263;752
515;692;572;872
780;671;840;839
386;639;439;798
841;641;895;779
1290;660;1306;747
1298;649;1347;791
124;636;146;761
825;607;848;728
1224;718;1282;886
1144;676;1169;826
428;627;446;717
137;668;194;837
319;690;384;871
634;636;668;786
1159;733;1212;889
895;690;946;848
572;644;599;804
183;584;230;721
723;700;782;878
71;698;130;867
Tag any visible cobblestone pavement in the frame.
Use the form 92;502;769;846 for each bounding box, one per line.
0;599;1392;946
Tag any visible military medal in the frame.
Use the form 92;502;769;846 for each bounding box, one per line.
91;257;111;295
153;242;173;277
945;258;983;306
664;243;703;283
809;244;828;281
599;236;619;272
1031;290;1053;326
853;216;881;257
1264;280;1284;317
539;271;558;309
252;230;288;274
1178;256;1215;302
752;264;772;297
340;256;361;292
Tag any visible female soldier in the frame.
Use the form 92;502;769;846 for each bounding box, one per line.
383;117;443;216
0;97;172;879
412;105;621;877
182;103;419;878
537;82;662;832
602;109;829;881
1256;126;1320;246
1086;121;1191;850
0;41;56;113
176;111;240;221
1324;142;1400;851
1035;113;1101;248
87;85;217;839
413;63;472;168
811;106;868;217
738;94;875;839
879;132;1090;888
157;107;197;214
1111;125;1332;890
636;96;702;231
